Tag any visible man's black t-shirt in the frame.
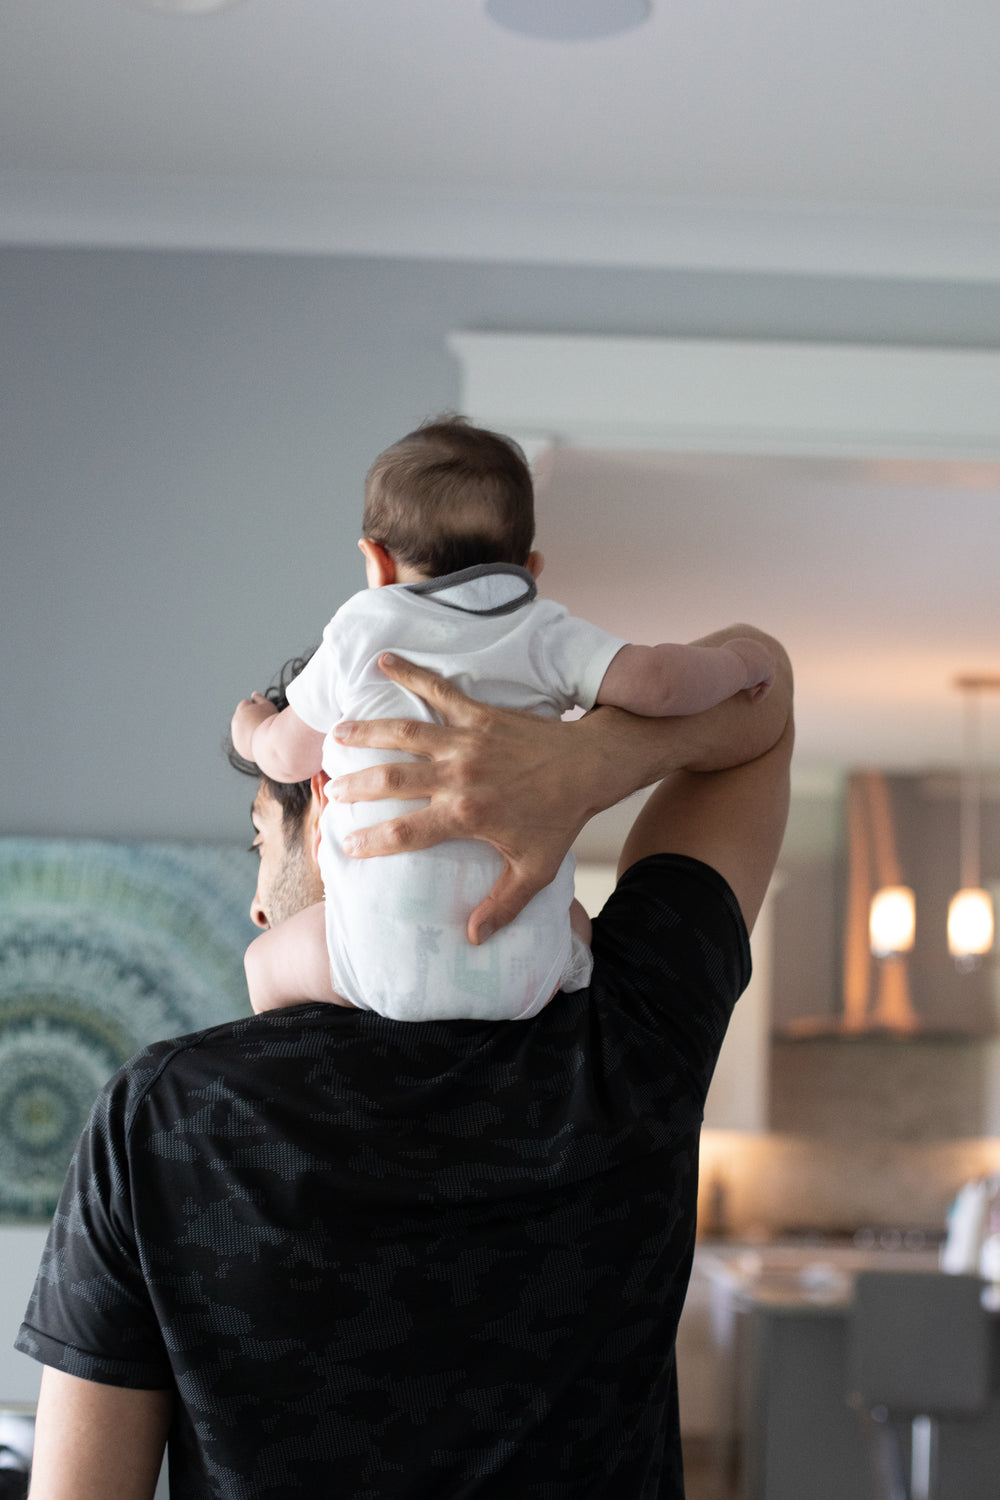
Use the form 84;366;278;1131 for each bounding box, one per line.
17;854;750;1499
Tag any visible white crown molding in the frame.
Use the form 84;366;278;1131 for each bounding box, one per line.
4;172;1000;283
448;332;1000;461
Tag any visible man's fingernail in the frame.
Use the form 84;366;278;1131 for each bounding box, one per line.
342;834;358;854
380;653;397;669
334;721;355;740
477;919;497;944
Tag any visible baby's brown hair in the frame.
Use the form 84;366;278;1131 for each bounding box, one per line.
362;414;535;577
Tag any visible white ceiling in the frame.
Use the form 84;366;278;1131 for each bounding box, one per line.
4;0;1000;278
5;1;1000;782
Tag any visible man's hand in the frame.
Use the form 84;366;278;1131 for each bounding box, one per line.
331;630;792;941
330;655;608;944
231;692;278;761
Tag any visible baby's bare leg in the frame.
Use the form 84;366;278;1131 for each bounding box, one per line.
244;900;354;1014
569;897;592;948
546;898;595;1005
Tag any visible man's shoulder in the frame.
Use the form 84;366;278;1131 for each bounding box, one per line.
591;852;749;989
586;853;751;1096
96;1014;268;1128
603;851;747;926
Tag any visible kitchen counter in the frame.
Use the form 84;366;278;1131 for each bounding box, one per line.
698;1236;943;1314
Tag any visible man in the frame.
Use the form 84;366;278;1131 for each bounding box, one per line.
20;628;793;1499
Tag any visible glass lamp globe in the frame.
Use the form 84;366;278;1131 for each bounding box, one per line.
947;887;994;964
869;886;916;959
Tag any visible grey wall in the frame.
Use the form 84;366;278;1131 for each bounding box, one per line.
5;246;1000;845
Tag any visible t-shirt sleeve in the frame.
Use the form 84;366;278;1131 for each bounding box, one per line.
588;853;752;1108
284;615;344;733
15;1064;173;1390
531;604;628;711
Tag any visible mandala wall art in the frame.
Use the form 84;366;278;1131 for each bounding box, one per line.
0;839;256;1221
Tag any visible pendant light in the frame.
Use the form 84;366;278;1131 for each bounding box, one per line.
869;885;916;960
864;768;915;963
948;676;999;971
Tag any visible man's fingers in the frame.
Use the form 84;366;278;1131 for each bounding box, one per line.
329;758;442;805
334;715;452;758
466;862;551;946
340;808;452;859
332;655;488;756
376;654;489;727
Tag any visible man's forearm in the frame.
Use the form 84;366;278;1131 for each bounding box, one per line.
568;625;793;814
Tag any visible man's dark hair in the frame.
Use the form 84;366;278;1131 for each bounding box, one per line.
226;652;316;830
362;413;535;577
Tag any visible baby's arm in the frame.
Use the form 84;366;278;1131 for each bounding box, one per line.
596;637;776;718
231;693;327;783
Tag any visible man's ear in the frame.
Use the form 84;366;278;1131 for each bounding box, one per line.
358;538;397;588
526;550;545;579
307;772;328;864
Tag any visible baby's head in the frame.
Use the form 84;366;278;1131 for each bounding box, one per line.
361;414;537;581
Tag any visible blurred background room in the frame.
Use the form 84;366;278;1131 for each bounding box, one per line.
4;3;1000;1495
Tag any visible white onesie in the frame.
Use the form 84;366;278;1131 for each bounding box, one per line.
286;564;627;1022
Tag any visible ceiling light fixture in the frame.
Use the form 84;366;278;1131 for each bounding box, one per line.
117;0;248;14
869;885;916;961
867;675;999;972
948;675;1000;970
485;0;652;43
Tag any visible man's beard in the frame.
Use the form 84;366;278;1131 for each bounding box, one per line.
267;832;324;928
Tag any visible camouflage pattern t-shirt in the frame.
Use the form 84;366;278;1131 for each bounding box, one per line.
17;854;750;1499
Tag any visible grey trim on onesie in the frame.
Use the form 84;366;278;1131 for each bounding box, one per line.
405;563;538;616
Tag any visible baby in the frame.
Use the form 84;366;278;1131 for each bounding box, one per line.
230;415;774;1022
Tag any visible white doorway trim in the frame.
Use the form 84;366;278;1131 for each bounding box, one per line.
448;333;1000;461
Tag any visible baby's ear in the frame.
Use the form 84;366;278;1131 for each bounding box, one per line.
526;550;545;580
358;538;397;588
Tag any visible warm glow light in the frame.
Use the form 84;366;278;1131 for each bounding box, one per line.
869;886;916;958
947;887;994;960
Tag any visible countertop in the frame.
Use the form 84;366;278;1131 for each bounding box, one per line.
697;1236;944;1314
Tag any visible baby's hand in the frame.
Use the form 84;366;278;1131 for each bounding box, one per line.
728;638;777;703
231;692;278;760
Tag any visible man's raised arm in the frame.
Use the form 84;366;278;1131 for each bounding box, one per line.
329;625;792;941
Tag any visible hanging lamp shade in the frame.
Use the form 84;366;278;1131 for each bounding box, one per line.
948;675;1000;969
